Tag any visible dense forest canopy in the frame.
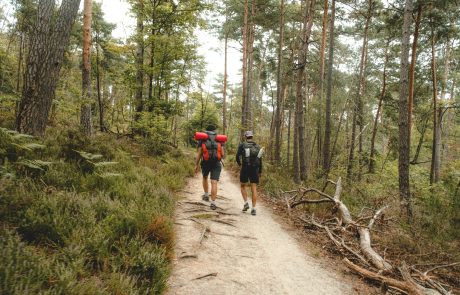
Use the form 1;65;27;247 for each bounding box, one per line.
0;0;459;293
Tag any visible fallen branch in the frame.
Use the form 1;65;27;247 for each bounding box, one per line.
193;272;218;280
344;258;440;295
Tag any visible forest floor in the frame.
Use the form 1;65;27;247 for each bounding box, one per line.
167;168;372;295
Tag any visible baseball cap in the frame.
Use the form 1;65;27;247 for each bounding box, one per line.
244;130;253;138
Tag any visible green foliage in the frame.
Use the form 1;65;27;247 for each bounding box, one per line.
0;132;194;294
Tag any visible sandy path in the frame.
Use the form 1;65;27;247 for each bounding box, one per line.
167;168;353;295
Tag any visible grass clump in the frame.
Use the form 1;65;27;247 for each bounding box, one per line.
0;128;194;294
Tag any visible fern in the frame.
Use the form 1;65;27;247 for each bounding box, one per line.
73;150;103;161
16;160;52;171
93;161;119;168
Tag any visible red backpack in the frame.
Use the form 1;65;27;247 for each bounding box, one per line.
201;132;222;163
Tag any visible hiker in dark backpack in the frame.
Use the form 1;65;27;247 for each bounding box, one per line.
236;130;263;216
194;124;225;210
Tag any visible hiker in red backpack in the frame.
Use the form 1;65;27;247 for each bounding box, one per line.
236;130;263;216
194;125;225;210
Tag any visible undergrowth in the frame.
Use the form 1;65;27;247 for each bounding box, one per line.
0;128;193;294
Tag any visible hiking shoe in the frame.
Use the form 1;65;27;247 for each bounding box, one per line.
251;208;256;216
242;203;250;212
210;203;217;210
202;194;209;202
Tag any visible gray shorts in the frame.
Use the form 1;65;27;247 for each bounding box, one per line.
201;161;222;181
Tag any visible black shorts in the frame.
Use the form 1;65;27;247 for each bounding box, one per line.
240;165;260;184
201;161;222;181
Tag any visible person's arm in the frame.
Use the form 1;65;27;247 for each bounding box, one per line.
195;147;203;173
236;144;242;166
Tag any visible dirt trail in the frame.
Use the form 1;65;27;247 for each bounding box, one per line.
167;168;353;295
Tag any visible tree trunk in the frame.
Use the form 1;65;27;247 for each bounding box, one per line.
241;0;249;136
245;0;256;130
287;108;292;171
135;0;144;121
322;0;336;175
95;31;104;132
16;0;81;136
317;0;328;169
398;0;413;220
80;0;93;136
369;40;389;174
223;33;228;134
274;0;285;163
408;3;422;137
429;20;439;184
295;0;315;181
348;0;373;181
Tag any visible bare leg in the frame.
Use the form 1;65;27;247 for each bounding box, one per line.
202;176;209;194
250;183;257;207
210;180;218;201
240;183;248;202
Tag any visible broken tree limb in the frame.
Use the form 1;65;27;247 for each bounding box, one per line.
344;258;440;295
193;272;218;280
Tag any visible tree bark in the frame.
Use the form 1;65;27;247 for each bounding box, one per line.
369;39;390;173
241;0;249;136
398;0;413;220
348;0;372;180
135;0;144;121
95;31;104;132
274;0;285;163
408;3;422;137
317;0;328;169
322;0;336;175
223;33;228;134
81;0;93;136
16;0;81;136
295;0;315;181
429;20;439;184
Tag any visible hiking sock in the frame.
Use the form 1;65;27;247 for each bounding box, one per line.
211;200;216;206
204;192;209;197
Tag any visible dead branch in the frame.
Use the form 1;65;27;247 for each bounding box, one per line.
193;272;218;280
300;216;370;267
290;198;334;208
212;231;257;240
199;227;210;244
344;258;440;295
423;262;460;276
209;219;236;227
368;205;389;230
179;254;198;259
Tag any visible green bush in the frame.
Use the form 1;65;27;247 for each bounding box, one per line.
0;131;194;294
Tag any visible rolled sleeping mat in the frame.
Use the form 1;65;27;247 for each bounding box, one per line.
194;132;209;141
215;134;228;143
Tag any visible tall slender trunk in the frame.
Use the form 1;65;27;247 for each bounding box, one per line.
408;3;422;136
80;0;93;136
287;108;292;171
274;0;285;163
398;0;413;220
16;0;81;136
223;33;228;134
95;31;104;132
317;0;328;169
135;0;144;120
296;0;315;181
430;21;439;184
347;0;371;180
15;34;24;117
369;40;390;173
241;0;249;136
322;0;336;175
245;0;256;130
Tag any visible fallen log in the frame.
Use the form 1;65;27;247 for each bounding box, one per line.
344;258;440;295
